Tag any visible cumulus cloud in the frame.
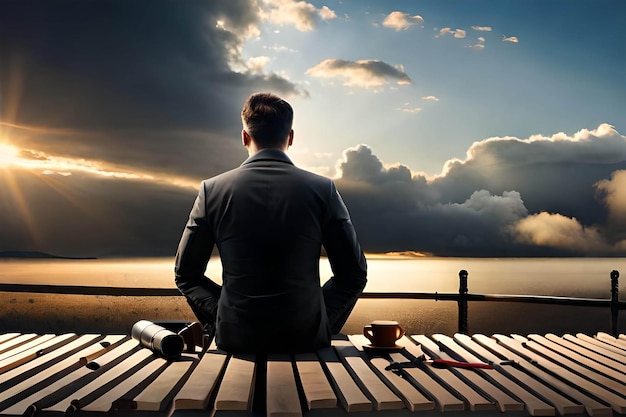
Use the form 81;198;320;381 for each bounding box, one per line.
436;28;466;38
334;145;529;254
462;124;626;167
332;125;626;256
421;96;439;101
468;36;486;50
434;124;626;225
454;29;466;39
261;0;337;32
471;26;492;31
336;144;438;207
264;43;298;53
0;0;622;259
468;43;485;51
596;170;626;237
456;190;528;224
306;59;412;88
4;119;626;256
513;213;615;255
502;35;519;43
398;106;422;114
246;56;272;73
398;102;422;113
382;11;424;31
436;28;452;37
319;6;337;20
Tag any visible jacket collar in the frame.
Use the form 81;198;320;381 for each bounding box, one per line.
241;148;294;166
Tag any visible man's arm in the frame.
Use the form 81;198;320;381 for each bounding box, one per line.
322;181;367;334
174;182;221;328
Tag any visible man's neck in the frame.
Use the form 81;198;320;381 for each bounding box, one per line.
247;145;289;157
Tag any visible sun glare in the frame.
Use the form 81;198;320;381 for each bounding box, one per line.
0;143;20;167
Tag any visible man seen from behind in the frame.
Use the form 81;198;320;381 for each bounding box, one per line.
175;92;367;353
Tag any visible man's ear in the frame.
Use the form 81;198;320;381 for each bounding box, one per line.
242;129;251;147
287;129;294;147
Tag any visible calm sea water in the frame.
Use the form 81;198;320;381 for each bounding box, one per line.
1;256;625;335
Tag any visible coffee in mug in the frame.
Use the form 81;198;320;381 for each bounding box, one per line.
363;320;405;347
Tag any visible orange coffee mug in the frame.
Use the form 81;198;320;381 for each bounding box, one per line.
363;320;405;347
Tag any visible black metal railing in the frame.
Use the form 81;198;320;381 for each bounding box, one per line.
360;270;624;336
0;270;623;336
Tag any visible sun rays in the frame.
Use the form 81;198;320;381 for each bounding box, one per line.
0;120;199;250
0;122;199;188
0;143;20;167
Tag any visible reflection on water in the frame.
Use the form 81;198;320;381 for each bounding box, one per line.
345;299;625;336
0;256;624;335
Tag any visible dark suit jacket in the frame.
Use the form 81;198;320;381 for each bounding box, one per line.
175;149;367;353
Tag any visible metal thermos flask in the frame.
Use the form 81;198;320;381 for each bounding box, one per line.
131;320;184;359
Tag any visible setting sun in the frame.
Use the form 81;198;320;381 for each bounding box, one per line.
0;143;20;167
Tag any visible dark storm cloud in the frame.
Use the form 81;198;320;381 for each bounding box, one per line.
6;125;244;180
3;123;625;257
0;0;306;178
431;124;626;226
336;124;626;256
2;0;624;259
0;0;315;257
335;147;533;256
594;170;626;245
0;167;195;257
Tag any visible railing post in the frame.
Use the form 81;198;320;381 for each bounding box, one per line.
458;270;468;334
610;270;619;337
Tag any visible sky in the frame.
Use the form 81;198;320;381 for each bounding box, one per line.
0;0;625;258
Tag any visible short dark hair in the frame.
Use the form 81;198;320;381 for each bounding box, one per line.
241;93;293;148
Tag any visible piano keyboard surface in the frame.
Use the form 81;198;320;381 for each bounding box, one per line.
0;332;624;417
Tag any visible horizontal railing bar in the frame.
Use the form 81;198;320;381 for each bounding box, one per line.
466;293;620;306
361;292;626;308
0;283;181;296
0;283;624;309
